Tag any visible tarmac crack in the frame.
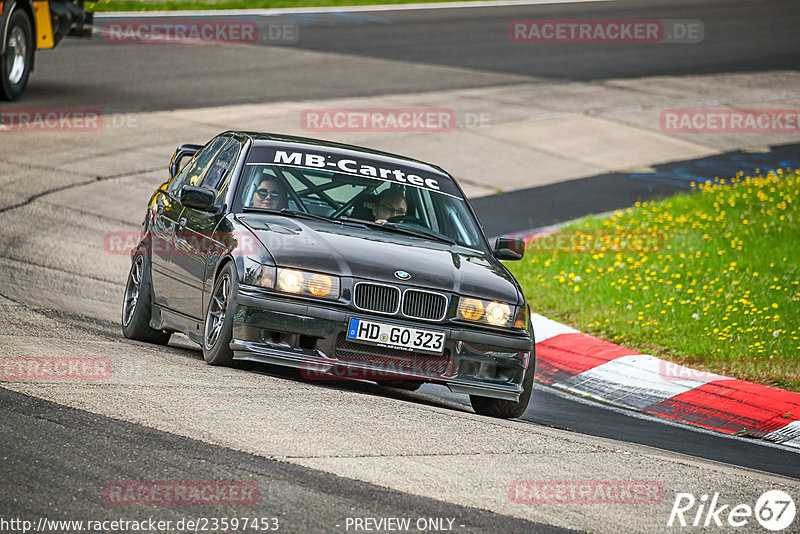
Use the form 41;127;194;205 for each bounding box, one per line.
35;198;142;229
0;162;164;215
0;254;124;287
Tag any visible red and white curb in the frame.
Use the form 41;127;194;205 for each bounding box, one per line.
531;313;800;449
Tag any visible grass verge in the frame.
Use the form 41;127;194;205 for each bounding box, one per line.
88;0;489;12
507;169;800;391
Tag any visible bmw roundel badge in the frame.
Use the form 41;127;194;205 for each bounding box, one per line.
394;270;411;280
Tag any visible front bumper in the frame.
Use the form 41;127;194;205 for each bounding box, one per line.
231;288;534;401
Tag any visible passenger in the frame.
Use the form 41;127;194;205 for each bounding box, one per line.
250;176;288;210
372;189;407;223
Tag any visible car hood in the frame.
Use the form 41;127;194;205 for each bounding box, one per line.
237;214;521;303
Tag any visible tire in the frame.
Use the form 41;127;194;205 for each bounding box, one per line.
1;10;34;101
122;253;171;345
377;380;423;391
203;262;237;366
470;356;535;419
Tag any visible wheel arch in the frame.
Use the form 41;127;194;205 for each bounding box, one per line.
214;255;237;285
203;254;237;318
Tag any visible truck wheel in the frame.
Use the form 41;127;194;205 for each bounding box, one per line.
1;10;34;101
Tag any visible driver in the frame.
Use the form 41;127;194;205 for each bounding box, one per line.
250;176;288;210
372;189;407;223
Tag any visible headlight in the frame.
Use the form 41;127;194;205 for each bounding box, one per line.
277;268;340;300
242;261;339;300
485;302;511;326
457;297;514;327
278;269;303;293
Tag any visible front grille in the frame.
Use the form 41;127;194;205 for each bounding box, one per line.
402;289;448;321
335;334;452;377
353;282;400;314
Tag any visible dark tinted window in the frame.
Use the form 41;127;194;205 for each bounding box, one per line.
167;136;228;195
203;140;240;190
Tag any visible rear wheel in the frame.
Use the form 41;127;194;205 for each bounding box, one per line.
122;254;171;345
203;262;237;366
470;359;535;419
1;10;33;101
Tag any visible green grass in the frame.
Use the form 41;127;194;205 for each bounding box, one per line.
507;169;800;392
88;0;485;12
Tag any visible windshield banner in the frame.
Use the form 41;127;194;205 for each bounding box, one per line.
246;146;461;198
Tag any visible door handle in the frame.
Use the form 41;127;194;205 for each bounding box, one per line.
178;217;187;229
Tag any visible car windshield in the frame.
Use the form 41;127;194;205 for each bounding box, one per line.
237;146;486;249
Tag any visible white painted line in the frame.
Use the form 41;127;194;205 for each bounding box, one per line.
95;0;616;18
560;354;732;410
531;312;579;343
763;420;800;449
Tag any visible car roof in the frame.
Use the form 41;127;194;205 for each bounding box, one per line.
234;131;453;179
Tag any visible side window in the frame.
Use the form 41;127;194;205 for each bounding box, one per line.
203;140;241;206
166;136;228;195
203;140;240;190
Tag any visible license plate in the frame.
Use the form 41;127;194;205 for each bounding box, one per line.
347;318;445;355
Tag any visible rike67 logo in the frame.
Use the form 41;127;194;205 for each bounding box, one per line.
668;490;795;531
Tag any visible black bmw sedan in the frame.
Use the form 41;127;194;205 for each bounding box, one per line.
122;131;535;418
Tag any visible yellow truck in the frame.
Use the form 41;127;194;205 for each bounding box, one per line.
1;0;91;100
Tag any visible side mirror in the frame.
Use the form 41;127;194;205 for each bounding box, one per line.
169;143;203;179
181;186;216;212
494;236;525;261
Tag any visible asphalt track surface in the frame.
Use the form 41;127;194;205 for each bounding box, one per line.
0;387;569;534
473;142;800;236
8;0;800;112
2;0;800;531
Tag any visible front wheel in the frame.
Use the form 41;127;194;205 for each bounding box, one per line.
470;357;535;419
1;10;34;101
203;262;237;366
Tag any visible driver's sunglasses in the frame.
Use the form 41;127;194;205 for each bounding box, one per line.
255;189;283;200
379;203;406;216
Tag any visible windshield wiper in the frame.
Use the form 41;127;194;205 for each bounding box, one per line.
340;217;456;245
385;223;456;244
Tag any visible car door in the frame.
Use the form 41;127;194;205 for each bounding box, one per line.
150;135;228;315
171;138;242;320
